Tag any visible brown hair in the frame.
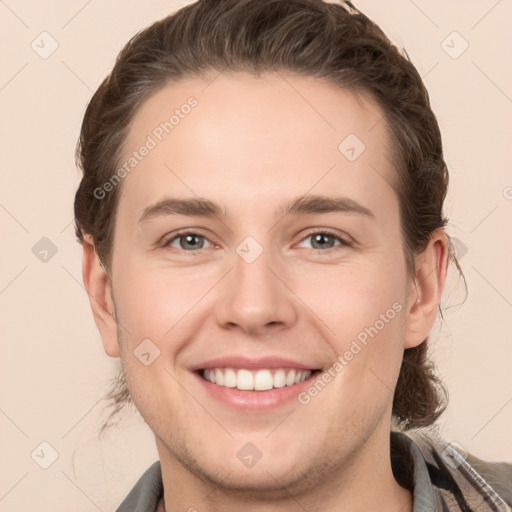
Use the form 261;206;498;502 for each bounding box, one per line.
75;0;465;431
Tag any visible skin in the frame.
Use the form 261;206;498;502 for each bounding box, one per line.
82;71;448;511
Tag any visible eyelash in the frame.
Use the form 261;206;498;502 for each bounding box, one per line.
162;229;352;254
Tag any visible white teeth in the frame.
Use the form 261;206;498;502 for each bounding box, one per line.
223;368;237;388
273;369;286;388
237;369;254;390
202;368;313;390
254;370;273;390
286;370;296;386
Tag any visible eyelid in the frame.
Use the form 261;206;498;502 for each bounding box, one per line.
296;228;352;249
162;228;352;253
162;229;217;251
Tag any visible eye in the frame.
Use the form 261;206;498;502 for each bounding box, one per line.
162;229;351;253
297;230;350;251
164;231;214;252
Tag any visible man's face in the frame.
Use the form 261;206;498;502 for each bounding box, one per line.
106;72;416;491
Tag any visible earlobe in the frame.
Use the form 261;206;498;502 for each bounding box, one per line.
81;236;120;358
404;229;449;349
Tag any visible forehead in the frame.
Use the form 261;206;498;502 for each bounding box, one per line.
118;71;398;225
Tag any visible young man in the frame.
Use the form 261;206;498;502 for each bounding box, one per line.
75;0;512;510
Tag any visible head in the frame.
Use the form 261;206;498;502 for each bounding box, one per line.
76;0;461;494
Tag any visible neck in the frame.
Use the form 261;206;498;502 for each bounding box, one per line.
155;429;413;512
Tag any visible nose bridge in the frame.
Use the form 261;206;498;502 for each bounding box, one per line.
215;236;297;333
235;244;276;300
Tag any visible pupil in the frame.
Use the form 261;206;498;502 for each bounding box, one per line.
182;234;202;249
313;234;332;249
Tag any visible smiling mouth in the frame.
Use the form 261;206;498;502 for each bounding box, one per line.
198;367;321;391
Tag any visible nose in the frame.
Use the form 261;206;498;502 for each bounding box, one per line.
214;244;298;336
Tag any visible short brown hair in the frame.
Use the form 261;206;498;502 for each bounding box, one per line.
75;0;464;431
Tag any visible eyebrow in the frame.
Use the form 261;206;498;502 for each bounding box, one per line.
138;194;375;224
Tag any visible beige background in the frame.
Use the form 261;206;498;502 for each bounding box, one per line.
1;1;511;510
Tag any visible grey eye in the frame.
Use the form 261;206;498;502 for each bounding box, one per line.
167;233;209;251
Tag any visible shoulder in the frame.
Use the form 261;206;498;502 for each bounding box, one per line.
115;461;163;512
403;430;512;511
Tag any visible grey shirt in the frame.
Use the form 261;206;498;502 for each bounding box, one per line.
116;432;512;511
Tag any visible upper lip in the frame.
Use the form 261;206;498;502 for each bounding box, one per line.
189;355;321;372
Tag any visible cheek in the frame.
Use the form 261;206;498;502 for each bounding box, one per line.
112;259;212;344
293;258;407;385
310;273;406;425
296;256;406;334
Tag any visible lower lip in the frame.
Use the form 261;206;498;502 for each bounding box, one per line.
192;371;318;411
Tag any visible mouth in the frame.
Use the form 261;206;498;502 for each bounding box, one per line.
192;366;323;411
198;367;321;391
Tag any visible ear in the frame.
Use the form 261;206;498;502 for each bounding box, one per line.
81;235;120;357
404;228;449;349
